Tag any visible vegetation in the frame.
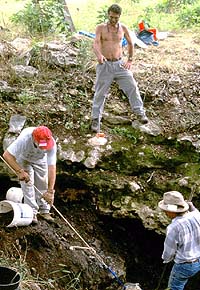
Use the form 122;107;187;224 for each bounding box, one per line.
11;0;70;35
0;248;51;289
1;0;200;36
0;249;81;289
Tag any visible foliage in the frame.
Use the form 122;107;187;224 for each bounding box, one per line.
50;264;81;290
136;0;200;30
76;39;94;72
17;92;39;104
155;0;198;13
10;0;70;36
0;248;81;290
176;3;200;27
111;127;138;143
5;0;200;35
96;5;109;25
137;7;154;27
0;247;54;290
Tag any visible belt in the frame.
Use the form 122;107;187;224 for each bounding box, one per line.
183;259;199;264
106;57;122;62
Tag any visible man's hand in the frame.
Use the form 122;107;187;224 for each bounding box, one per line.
123;60;132;70
98;55;107;64
43;190;55;206
187;201;196;212
17;169;30;183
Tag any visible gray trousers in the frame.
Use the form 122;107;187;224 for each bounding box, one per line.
18;158;50;214
91;60;145;120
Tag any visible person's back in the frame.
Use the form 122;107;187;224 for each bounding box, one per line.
165;209;200;263
158;191;200;290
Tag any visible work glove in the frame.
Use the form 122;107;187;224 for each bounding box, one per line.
43;190;55;206
17;169;30;183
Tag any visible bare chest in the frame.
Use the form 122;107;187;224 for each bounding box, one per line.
101;24;124;43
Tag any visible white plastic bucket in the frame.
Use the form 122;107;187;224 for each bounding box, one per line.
0;200;33;227
6;187;24;203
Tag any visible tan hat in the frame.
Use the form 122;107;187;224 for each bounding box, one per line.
158;191;189;213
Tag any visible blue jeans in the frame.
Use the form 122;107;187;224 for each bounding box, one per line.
168;260;200;290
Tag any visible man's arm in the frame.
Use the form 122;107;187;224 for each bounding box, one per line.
3;150;30;182
3;150;22;173
48;164;56;192
162;228;177;263
123;26;134;69
93;25;107;64
43;164;56;206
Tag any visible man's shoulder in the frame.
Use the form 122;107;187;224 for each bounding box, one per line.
96;23;107;30
15;127;35;144
20;127;35;136
120;23;129;31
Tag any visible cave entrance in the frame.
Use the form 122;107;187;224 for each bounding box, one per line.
99;215;200;290
99;215;168;290
1;174;200;290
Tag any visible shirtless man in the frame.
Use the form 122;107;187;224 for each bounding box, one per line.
91;3;148;133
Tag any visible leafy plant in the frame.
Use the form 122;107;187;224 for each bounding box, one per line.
17;92;38;104
96;5;109;25
155;0;198;13
111;127;138;143
76;39;94;72
10;0;71;36
176;4;200;27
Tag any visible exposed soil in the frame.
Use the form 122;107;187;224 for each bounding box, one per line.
0;30;199;290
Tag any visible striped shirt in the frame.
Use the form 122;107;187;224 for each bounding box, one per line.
162;209;200;263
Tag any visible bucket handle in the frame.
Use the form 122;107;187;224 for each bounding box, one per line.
10;272;19;284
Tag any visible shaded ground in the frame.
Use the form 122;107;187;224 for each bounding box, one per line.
0;30;199;289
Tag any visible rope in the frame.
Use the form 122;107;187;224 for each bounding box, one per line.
0;155;126;289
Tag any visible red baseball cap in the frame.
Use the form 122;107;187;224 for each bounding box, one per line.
32;126;54;150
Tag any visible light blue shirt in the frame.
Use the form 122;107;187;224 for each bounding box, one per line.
162;209;200;263
7;127;57;165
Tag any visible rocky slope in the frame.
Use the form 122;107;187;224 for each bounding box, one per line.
0;30;199;290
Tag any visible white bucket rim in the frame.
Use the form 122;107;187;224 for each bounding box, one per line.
6;187;24;203
0;200;33;227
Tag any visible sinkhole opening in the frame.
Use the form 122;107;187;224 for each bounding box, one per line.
1;173;200;290
99;215;200;290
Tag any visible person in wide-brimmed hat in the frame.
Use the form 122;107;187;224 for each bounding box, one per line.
3;126;57;224
158;191;200;290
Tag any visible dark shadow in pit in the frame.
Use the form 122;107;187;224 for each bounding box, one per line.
99;215;200;290
0;175;19;201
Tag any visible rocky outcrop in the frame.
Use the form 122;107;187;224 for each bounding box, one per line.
0;34;200;235
2;112;200;235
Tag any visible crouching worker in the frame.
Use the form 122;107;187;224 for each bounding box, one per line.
158;191;200;290
3;126;57;225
